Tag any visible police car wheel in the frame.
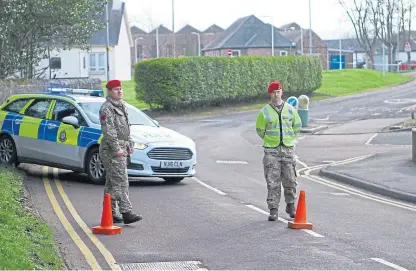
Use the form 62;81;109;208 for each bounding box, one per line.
163;177;184;183
0;135;17;165
86;147;106;185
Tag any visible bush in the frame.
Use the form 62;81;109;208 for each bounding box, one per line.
135;55;322;110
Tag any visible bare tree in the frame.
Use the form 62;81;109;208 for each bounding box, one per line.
338;0;382;69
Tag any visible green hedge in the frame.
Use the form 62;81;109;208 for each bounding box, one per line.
135;55;322;110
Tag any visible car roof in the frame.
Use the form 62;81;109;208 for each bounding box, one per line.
7;92;106;103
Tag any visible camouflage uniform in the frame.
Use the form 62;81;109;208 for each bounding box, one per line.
263;146;297;210
99;96;141;224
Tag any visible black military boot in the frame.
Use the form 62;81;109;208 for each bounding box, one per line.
286;203;296;218
122;212;143;224
113;213;123;223
268;208;278;221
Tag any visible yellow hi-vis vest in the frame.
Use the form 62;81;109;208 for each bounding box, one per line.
256;102;302;148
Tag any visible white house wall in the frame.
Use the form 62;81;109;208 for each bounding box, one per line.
113;14;132;81
87;46;115;81
36;48;88;79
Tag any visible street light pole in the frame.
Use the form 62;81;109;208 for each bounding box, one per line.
105;2;110;80
172;0;175;57
309;0;312;55
260;16;274;56
191;32;201;56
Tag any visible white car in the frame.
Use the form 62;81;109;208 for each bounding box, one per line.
0;88;197;184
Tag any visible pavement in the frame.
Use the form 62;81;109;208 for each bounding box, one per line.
16;73;416;270
320;146;416;204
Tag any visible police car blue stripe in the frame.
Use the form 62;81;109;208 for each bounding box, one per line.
2;113;18;134
78;127;102;147
43;120;61;142
12;115;24;135
37;120;47;140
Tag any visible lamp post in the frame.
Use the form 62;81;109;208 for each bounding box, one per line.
260;16;274;56
191;32;201;56
105;2;110;80
134;37;143;63
172;0;175;57
309;0;312;55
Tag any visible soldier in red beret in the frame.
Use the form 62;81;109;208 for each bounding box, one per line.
99;79;143;224
255;81;303;221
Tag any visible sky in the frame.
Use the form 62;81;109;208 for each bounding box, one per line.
123;0;356;40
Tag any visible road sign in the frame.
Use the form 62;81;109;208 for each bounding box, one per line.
404;40;412;52
287;96;299;109
227;49;232;57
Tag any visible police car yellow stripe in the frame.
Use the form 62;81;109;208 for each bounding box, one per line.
57;124;79;146
19;117;43;139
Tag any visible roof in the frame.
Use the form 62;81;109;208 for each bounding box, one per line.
149;25;173;34
89;2;126;46
203;24;225;33
324;38;384;52
279;29;305;43
131;26;148;35
202;15;293;50
177;24;201;34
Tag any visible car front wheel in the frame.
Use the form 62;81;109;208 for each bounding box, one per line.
86;147;106;185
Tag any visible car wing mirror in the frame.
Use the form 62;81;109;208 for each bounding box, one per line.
62;116;80;129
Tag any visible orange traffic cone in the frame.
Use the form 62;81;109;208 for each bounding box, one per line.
288;190;313;230
92;193;122;235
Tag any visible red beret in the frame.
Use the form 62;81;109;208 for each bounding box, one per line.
268;81;283;93
106;79;121;89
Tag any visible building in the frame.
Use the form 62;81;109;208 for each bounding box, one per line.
130;24;224;66
279;22;329;69
202;15;295;57
35;1;133;81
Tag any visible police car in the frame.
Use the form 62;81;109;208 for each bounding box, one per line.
0;87;197;184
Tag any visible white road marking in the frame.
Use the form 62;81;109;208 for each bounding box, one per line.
370;258;409;270
245;205;324;238
296;158;308;168
322;160;336;163
216;160;248;164
192;177;227;195
384;98;416;104
365;132;379;145
304;174;416;212
330;192;350;196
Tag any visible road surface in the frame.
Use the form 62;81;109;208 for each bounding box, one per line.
22;77;416;270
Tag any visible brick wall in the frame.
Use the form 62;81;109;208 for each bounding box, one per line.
296;30;328;69
0;78;102;103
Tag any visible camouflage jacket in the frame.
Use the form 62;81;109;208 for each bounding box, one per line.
99;96;133;153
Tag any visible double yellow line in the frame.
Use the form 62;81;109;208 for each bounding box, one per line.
42;166;121;270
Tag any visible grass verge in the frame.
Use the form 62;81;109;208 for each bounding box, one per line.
103;69;413;118
0;166;64;270
315;69;413;96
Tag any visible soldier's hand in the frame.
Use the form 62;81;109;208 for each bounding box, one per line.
129;148;134;154
116;150;127;157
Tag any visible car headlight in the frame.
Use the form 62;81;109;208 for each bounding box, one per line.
133;142;148;150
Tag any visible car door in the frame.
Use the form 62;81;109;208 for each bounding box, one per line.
44;99;87;168
18;98;53;161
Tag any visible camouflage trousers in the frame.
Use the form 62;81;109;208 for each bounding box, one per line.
262;146;298;210
100;144;132;215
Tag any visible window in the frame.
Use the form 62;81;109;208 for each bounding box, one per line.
89;53;105;72
50;57;61;69
24;99;51;119
3;99;31;113
280;51;288;56
52;100;87;126
78;101;157;127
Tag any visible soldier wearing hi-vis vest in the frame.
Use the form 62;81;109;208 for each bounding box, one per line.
256;81;302;221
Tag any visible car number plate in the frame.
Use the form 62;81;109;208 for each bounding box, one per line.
160;161;185;168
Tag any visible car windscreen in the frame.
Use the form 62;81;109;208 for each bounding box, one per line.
78;102;157;127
